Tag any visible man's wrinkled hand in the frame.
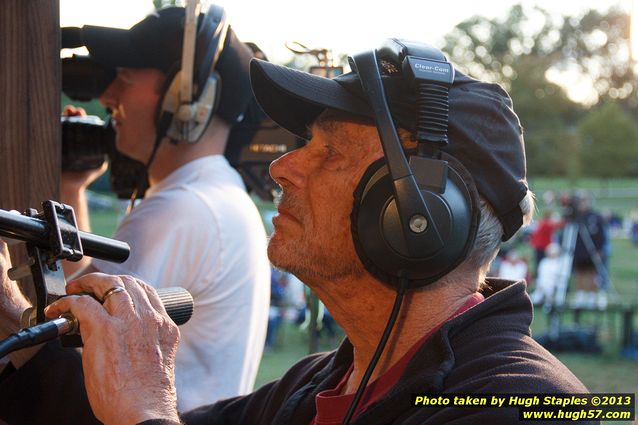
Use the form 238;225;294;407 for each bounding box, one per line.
45;273;181;424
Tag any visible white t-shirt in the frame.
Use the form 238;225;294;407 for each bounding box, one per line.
93;155;270;412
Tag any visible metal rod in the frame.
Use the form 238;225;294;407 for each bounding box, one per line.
0;209;129;263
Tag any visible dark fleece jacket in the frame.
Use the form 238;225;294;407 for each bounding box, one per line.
0;279;596;425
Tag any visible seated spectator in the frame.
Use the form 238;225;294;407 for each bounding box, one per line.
529;243;563;308
498;250;529;282
529;210;563;272
266;268;287;348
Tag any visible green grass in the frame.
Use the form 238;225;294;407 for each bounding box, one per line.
256;323;344;387
529;177;638;191
529;177;638;216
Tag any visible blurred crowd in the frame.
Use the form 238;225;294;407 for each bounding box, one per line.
266;268;340;350
490;190;638;311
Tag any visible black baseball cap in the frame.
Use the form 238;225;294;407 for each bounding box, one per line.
62;6;254;124
249;48;529;240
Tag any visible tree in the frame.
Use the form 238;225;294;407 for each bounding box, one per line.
442;4;637;110
507;55;583;177
557;8;637;112
442;5;564;89
577;101;638;178
441;4;637;178
442;5;583;177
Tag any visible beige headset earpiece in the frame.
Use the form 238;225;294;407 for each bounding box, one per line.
158;1;228;143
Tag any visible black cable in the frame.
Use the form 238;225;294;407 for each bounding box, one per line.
0;317;76;358
127;134;161;213
341;276;410;425
127;113;173;212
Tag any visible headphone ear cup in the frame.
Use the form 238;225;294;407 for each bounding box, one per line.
155;68;221;144
351;153;480;289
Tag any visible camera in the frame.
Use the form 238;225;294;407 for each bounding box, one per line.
61;115;112;172
61;115;151;199
224;96;304;201
559;191;592;222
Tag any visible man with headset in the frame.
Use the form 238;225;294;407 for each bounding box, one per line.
56;5;270;412
0;39;594;424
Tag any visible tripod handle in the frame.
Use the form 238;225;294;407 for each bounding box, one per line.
0;208;129;263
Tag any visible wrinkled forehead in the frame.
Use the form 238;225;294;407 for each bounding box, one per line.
310;110;381;151
312;109;418;153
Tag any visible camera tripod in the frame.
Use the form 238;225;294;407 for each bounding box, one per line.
546;216;617;340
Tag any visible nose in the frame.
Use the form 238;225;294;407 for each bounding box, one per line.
98;78;120;109
269;148;306;189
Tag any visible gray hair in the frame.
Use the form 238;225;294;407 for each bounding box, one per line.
436;191;535;292
464;192;535;272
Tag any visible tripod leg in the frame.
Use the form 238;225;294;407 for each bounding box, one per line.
555;223;577;308
577;223;614;308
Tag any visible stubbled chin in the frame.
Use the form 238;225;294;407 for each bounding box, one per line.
266;232;290;268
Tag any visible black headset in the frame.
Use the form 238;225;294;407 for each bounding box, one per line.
157;4;228;144
348;39;480;290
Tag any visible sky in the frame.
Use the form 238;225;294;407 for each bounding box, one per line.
60;0;632;64
60;0;635;104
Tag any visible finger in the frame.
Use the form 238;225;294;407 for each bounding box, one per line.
62;105;76;116
62;105;87;117
118;275;159;317
66;273;135;317
66;272;125;300
132;278;165;315
44;294;111;336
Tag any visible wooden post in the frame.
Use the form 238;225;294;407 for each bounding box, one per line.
0;1;60;305
0;1;60;211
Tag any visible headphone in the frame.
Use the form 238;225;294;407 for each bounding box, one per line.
348;39;480;290
157;3;228;144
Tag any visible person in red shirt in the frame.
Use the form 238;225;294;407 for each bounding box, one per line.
530;211;563;272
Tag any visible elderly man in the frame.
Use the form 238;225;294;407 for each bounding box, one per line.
0;39;593;425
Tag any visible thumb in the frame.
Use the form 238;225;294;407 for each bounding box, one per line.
45;295;111;337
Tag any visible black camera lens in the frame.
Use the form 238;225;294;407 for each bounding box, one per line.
61;115;113;172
